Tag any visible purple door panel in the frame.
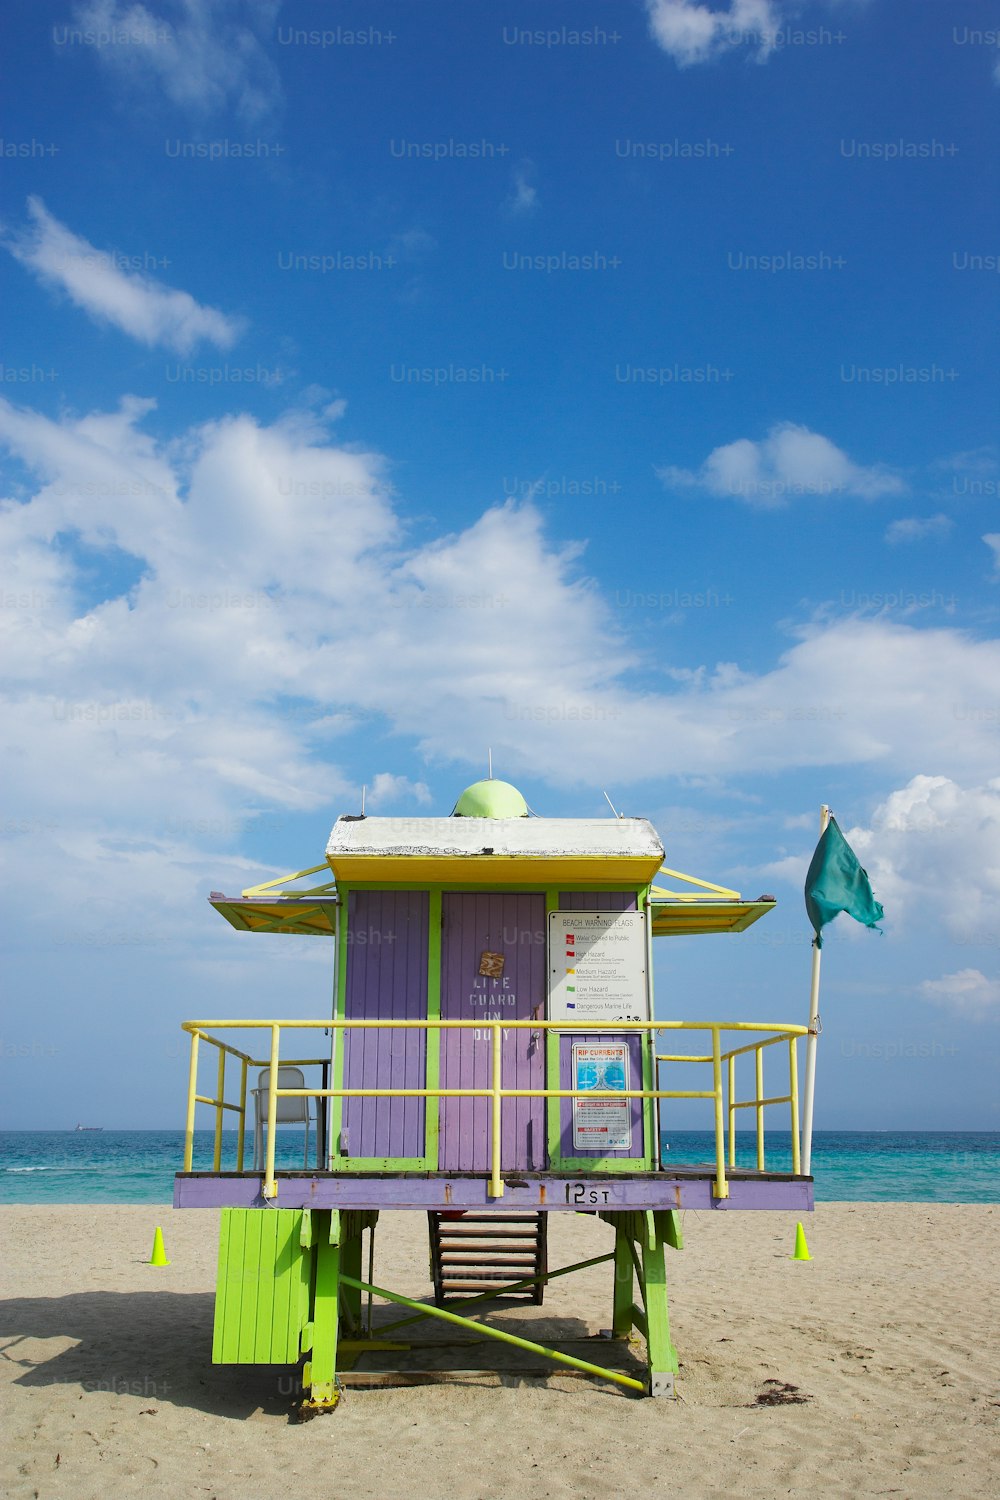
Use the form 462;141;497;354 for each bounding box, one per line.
342;890;429;1159
438;892;546;1171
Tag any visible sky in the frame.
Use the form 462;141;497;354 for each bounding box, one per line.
1;0;998;1133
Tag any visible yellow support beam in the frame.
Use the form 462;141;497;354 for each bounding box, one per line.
490;1023;504;1200
264;1023;280;1199
710;1026;728;1200
241;863;334;899
184;1028;200;1172
651;867;742;899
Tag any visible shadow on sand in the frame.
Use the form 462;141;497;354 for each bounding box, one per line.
1;1291;643;1419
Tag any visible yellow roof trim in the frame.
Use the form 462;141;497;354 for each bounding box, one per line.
327;853;662;886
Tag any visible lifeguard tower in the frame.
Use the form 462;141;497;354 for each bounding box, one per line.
175;779;813;1410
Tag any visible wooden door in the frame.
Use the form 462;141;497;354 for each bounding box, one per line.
438;892;546;1171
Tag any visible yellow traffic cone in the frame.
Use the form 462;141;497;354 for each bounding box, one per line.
791;1222;811;1261
147;1226;171;1266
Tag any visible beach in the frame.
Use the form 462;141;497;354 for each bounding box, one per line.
2;1201;997;1499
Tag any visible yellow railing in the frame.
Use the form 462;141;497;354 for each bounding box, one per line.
181;1018;808;1202
725;1033;802;1175
182;1027;330;1176
657;1024;803;1181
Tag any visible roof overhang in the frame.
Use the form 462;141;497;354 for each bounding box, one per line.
649;898;776;936
207;845;776;937
647;866;776;935
325;815;665;887
209;895;338;936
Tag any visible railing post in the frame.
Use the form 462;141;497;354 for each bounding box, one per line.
711;1026;728;1200
652;1026;661;1163
789;1035;801;1175
264;1023;280;1199
184;1029;200;1172
236;1057;248;1172
213;1045;226;1171
489;1021;504;1199
754;1045;765;1171
727;1053;736;1168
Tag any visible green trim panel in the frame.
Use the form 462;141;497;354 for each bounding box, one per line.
424;889;442;1166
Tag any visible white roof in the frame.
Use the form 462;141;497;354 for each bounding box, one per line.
326;816;664;861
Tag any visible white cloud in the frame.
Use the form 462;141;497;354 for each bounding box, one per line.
884;514;953;545
5;394;1000;940
4;197;244;353
935;445;999;478
645;0;784;66
845;777;1000;944
506;166;538;215
983;535;1000;573
920;969;1000;1021
658;423;905;508
68;0;282;123
365;773;432;809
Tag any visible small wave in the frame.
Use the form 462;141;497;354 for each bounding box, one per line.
2;1164;107;1173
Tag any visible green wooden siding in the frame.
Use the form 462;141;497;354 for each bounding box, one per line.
212;1208;310;1364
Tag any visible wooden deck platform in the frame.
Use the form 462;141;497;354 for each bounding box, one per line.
174;1167;814;1213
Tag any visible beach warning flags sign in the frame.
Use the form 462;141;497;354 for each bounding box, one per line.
804;816;883;949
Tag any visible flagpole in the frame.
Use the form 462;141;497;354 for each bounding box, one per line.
801;803;830;1178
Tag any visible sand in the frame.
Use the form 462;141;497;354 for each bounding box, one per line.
1;1201;998;1499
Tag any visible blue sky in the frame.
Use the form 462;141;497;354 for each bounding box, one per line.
1;0;999;1132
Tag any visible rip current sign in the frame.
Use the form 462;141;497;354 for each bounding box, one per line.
547;910;649;1022
571;1042;632;1152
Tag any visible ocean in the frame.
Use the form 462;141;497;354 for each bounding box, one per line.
0;1130;996;1205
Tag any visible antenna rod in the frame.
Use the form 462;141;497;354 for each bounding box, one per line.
488;747;493;779
603;790;621;818
361;784;366;815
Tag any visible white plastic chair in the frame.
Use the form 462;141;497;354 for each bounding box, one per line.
252;1066;312;1170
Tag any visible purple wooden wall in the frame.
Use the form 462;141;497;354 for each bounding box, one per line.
439;892;547;1171
342;889;429;1160
558;892;638;913
340;887;645;1168
556;890;646;1160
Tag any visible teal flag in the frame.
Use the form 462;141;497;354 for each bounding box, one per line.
804;816;884;948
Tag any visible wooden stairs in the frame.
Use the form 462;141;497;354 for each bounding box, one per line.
428;1212;548;1306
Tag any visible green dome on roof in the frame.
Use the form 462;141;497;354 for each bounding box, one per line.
452;779;529;818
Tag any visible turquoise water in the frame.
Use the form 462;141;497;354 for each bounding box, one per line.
0;1130;996;1204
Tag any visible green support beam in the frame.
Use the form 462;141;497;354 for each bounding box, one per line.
339;1272;646;1394
339;1230;364;1335
601;1209;682;1396
640;1230;677;1397
375;1250;615;1335
305;1216;340;1409
212;1205;679;1404
612;1224;633;1338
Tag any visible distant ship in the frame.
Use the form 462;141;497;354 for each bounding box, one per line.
74;1124;103;1132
